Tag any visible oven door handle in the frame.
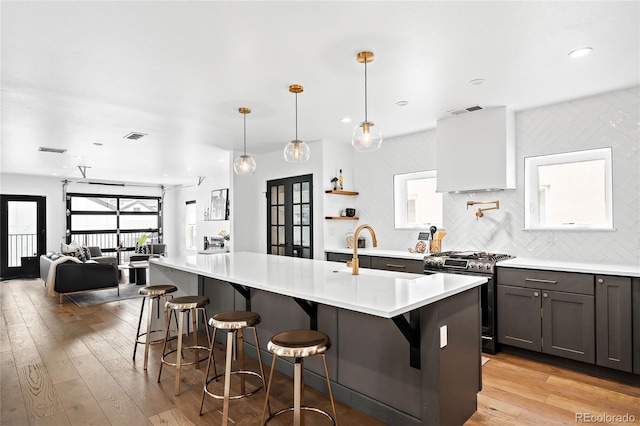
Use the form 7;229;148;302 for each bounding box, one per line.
525;278;557;284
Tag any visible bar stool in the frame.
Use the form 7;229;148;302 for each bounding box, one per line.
261;329;338;426
199;311;268;426
133;284;178;370
158;295;211;395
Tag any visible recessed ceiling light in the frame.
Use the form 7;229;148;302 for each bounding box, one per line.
163;174;168;177
341;117;352;123
187;167;192;171
62;165;68;169
52;172;58;176
568;47;593;58
74;156;83;160
469;79;485;86
395;100;409;107
219;158;225;162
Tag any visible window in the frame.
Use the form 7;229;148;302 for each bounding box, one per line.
66;193;162;263
394;170;443;229
524;147;613;230
186;201;196;250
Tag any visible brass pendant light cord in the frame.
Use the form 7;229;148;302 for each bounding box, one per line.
364;58;368;122
243;113;247;155
295;91;299;141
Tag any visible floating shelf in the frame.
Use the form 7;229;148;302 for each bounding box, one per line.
325;190;359;196
325;216;359;220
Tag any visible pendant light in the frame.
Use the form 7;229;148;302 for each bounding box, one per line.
233;107;257;175
352;51;382;152
284;84;310;163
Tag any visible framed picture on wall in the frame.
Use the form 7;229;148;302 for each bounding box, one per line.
209;188;229;220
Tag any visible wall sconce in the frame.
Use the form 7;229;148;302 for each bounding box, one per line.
467;200;500;219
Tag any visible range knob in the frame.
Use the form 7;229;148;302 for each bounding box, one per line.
485;264;492;270
469;262;476;268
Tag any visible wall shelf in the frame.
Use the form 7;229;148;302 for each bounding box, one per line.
325;190;359;196
325;216;359;220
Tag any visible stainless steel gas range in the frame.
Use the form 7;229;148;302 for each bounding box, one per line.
424;251;513;354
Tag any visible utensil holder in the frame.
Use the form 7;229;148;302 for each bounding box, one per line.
430;239;441;254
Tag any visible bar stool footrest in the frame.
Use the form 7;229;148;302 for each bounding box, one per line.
264;406;336;425
160;346;210;367
204;370;264;400
135;329;168;346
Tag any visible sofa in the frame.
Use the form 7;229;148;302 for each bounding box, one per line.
40;246;119;303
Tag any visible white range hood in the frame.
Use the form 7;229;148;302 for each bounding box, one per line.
436;106;516;193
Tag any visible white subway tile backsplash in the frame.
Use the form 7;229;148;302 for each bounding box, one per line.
353;87;639;265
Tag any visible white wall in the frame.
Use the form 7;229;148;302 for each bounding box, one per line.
164;155;231;258
232;140;326;259
352;87;640;265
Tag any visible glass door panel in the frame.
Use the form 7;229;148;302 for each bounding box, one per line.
266;174;313;258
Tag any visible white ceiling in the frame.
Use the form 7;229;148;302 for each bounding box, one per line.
2;1;638;186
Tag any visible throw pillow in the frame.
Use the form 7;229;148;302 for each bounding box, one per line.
81;245;91;261
61;242;88;262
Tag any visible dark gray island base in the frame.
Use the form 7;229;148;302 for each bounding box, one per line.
150;257;482;425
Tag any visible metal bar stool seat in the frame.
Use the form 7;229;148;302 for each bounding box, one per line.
158;295;211;395
200;311;268;426
133;284;178;370
262;329;338;425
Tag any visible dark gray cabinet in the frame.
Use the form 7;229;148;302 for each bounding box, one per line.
326;251;371;269
497;268;595;364
326;252;423;274
596;275;633;372
370;256;424;274
633;278;640;375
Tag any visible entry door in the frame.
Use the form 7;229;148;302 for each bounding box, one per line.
266;174;313;258
0;195;47;279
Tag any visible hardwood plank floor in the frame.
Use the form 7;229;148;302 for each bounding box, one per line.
1;278;638;425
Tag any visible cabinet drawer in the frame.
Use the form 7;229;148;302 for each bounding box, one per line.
370;257;424;274
326;252;371;269
497;267;594;295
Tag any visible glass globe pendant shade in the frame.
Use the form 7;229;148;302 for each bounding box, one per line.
284;140;310;163
233;154;257;175
352;121;383;152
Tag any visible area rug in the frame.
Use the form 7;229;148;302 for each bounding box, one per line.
481;356;490;366
66;283;144;307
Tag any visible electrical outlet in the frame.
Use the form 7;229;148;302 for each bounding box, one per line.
546;232;554;245
440;325;448;348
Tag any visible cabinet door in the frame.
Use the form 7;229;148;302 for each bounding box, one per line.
542;291;595;363
596;275;632;372
497;285;541;351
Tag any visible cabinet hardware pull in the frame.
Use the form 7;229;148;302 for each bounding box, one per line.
525;278;557;284
543;293;548;298
597;278;604;284
386;264;406;269
533;291;539;297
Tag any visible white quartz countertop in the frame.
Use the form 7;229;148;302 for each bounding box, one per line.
325;247;426;261
150;252;486;318
499;257;640;277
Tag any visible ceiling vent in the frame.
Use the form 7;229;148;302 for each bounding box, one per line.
450;105;484;116
123;132;147;140
38;146;67;154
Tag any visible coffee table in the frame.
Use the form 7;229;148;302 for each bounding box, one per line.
129;261;149;285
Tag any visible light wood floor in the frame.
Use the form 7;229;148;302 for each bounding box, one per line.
1;278;639;425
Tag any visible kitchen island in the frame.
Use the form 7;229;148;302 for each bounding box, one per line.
149;252;487;426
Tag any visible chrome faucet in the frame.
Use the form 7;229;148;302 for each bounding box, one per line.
348;224;377;275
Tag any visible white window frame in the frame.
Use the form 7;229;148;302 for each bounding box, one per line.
185;200;197;250
394;170;443;229
524;147;613;230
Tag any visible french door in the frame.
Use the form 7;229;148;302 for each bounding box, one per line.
266;174;313;258
0;195;46;279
